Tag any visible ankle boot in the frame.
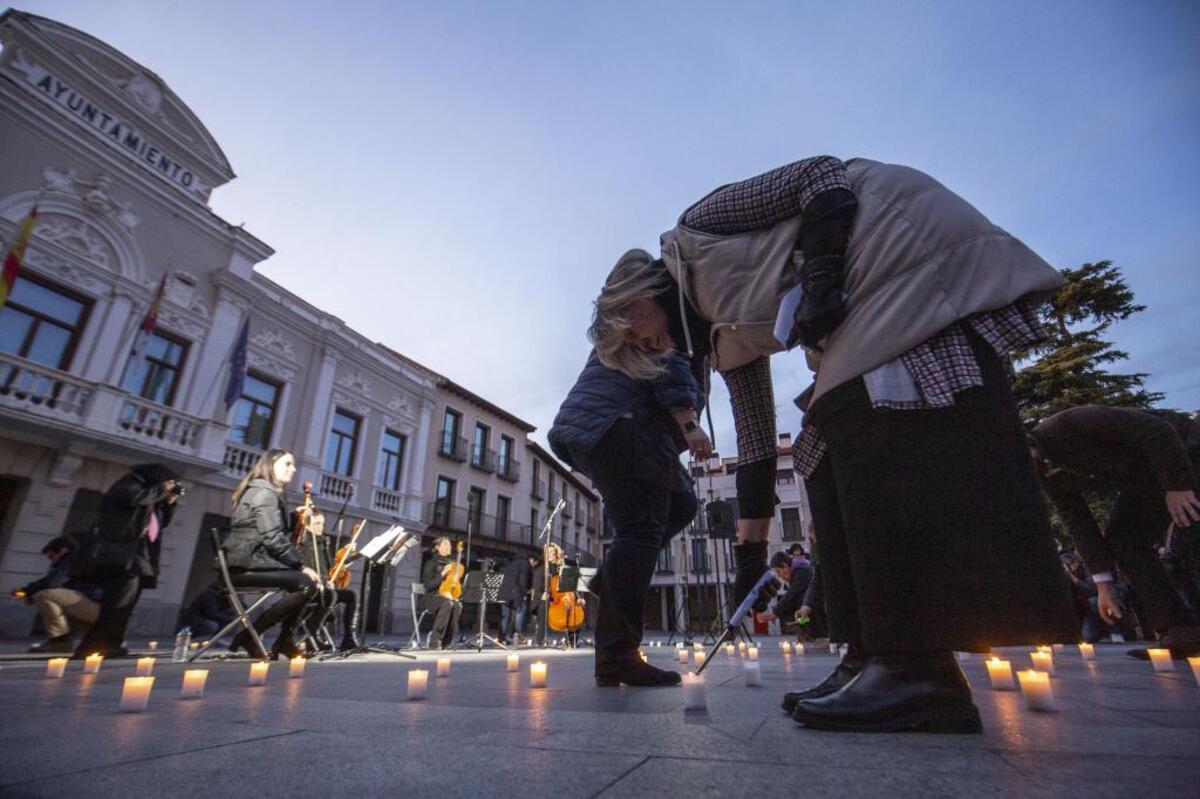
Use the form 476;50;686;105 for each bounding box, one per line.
792;652;982;734
339;630;360;651
596;656;682;687
782;647;865;714
269;629;304;661
732;541;769;609
229;629;267;659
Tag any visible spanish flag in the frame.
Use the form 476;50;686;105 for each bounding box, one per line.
0;206;37;310
127;274;167;383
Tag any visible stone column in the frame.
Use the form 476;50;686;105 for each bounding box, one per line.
404;398;433;521
80;290;134;382
184;292;244;419
297;348;339;487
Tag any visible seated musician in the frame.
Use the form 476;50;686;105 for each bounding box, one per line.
420;537;463;650
302;509;360;652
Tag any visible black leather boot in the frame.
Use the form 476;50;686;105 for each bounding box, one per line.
732;541;769;609
269;628;304;661
782;648;865;714
339;630;360;652
792;652;982;734
596;657;682;687
229;629;267;659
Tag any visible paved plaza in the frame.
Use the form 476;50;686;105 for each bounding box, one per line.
0;639;1197;797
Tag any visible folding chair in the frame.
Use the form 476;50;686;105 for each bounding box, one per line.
189;528;281;662
409;582;432;649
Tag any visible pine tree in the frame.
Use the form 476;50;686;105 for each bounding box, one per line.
1012;260;1163;425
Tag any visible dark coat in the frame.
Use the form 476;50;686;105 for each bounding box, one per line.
548;349;703;486
773;561;813;620
72;464;177;588
498;556;533;603
224;479;302;571
180;583;236;630
1034;406;1200;575
23;551;102;601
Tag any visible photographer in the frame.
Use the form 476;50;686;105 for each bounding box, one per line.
73;463;183;659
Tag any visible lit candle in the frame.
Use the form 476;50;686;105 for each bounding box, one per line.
682;672;707;711
1078;643;1095;660
119;676;154;712
83;654;103;674
985;658;1016;691
738;641;748;651
289;656;307;678
1036;645;1052;654
530;661;548;689
1018;669;1057;712
748;646;759;661
723;643;735;655
743;661;762;687
693;642;704;651
676;649;689;664
180;669;208;699
694;651;706;668
436;657;451;678
406;669;429;700
46;657;68;679
1188;656;1200;687
248;661;269;686
136;657;155;677
781;642;793;654
147;641;159;651
1147;648;1175;673
794;642;805;655
1030;651;1055;676
507;654;520;672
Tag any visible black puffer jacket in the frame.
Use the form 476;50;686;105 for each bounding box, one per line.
72;463;178;587
224;479;302;571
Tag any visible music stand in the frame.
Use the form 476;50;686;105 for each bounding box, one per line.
323;525;416;660
458;568;507;652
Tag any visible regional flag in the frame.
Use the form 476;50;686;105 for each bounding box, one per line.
0;206;38;309
127;274;167;381
224;316;250;411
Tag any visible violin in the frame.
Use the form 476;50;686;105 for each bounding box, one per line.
327;519;366;590
438;541;465;601
291;481;314;549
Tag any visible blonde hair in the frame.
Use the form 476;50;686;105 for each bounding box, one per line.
589;248;671;380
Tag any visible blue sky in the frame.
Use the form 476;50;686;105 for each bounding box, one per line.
11;0;1200;454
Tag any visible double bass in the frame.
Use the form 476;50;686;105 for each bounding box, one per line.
438;541;465;601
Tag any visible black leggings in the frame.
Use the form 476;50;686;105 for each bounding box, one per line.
231;569;317;638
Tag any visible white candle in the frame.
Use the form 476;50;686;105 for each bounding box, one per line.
1188;656;1200;687
781;642;793;654
738;641;747;651
1078;643;1095;660
829;643;839;655
436;657;451;678
83;654;103;674
676;649;689;664
723;643;735;655
986;658;1016;691
682;672;707;710
507;654;520;672
693;651;706;668
46;657;68;679
748;646;759;661
289;656;307;678
180;669;208;699
794;642;805;655
1147;648;1175;673
530;661;548;689
1036;645;1052;654
119;676;154;712
1018;669;1056;712
136;657;155;677
693;642;704;651
1030;651;1055;676
406;669;429;700
743;661;762;687
147;641;159;651
248;661;269;686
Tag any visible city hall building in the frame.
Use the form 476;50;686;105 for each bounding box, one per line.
0;10;599;642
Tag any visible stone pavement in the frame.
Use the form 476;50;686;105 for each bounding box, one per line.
0;639;1197;797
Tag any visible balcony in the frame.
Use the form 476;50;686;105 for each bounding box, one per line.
223;442;262;479
497;457;521;483
561;502;573;519
531;479;545;500
372;485;404;515
320;472;356;503
0;351;228;464
422;501;531;544
439;432;468;462
469;445;497;473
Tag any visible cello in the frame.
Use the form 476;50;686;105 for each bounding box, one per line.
546;545;585;634
438;541;465;601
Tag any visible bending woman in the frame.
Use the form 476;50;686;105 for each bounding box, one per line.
224;449;320;660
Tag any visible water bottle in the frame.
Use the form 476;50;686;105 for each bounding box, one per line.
173;626;191;662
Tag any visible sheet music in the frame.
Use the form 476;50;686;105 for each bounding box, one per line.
359;525;403;560
387;533;420;567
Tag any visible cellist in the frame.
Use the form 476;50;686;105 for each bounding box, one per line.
420;537;463;650
299;509;360;652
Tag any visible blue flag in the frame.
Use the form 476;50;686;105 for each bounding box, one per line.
223;317;250;411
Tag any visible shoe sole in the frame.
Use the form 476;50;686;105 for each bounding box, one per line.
794;704;983;734
595;677;681;688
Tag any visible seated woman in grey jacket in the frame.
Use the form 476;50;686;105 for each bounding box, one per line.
549;267;712;687
224;449;320;659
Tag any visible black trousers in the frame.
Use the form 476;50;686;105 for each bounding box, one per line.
1105;482;1198;632
75;574;142;655
808;330;1078;653
231;569;317;639
422;594;462;648
806;458;860;648
307;586;360;644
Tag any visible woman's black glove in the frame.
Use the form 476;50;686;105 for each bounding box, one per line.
789;254;846;348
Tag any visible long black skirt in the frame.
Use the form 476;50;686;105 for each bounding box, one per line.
807;329;1077;652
